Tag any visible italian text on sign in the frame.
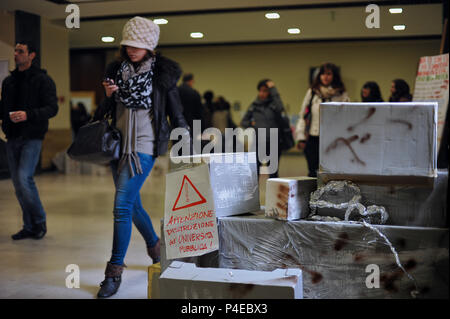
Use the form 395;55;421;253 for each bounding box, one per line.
164;164;219;260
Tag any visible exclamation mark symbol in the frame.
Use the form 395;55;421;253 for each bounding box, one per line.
185;181;189;203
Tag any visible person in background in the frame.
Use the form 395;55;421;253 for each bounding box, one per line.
0;41;58;240
70;101;91;137
211;96;237;152
361;81;383;102
241;79;286;178
178;73;205;133
295;62;350;177
202;90;214;129
389;79;412;102
94;16;189;298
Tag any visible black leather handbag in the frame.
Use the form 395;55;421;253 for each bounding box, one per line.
67;119;121;164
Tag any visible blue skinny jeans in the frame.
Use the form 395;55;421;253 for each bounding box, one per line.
109;152;159;266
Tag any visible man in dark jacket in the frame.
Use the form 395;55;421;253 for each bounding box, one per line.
0;42;58;240
177;73;206;153
241;79;285;178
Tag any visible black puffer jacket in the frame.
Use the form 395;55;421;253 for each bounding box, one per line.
94;54;189;157
0;65;58;140
240;87;285;139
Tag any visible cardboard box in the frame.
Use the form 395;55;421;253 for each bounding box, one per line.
319;102;437;180
170;152;260;217
217;215;449;299
159;261;303;299
265;177;317;220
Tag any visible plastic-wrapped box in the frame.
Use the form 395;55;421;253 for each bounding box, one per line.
159;261;303;299
319;102;437;180
169;152;260;217
217;215;449;299
316;170;448;227
265;177;317;220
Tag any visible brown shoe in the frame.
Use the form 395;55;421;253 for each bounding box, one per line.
147;239;160;263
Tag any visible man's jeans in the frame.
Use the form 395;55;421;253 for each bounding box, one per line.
110;152;159;266
6;138;46;232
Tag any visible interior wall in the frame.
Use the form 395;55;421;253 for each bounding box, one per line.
155;39;441;123
0;10;15;140
41;18;70;130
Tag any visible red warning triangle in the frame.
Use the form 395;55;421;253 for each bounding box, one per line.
172;175;207;211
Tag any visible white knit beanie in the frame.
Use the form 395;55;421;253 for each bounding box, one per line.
120;16;160;51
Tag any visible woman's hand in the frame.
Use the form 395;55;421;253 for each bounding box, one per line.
102;80;118;98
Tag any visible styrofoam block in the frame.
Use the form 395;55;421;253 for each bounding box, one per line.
159;261;303;299
265;177;317;220
319;102;437;178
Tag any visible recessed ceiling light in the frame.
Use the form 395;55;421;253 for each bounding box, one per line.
288;28;301;34
389;8;403;14
393;25;406;31
153;18;168;25
101;36;115;43
265;12;280;19
190;32;204;39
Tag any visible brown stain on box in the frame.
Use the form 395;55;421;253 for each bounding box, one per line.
334;233;350;251
282;254;323;284
347;107;376;132
380;258;418;293
325;135;366;166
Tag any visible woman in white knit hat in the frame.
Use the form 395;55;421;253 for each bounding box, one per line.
94;16;189;298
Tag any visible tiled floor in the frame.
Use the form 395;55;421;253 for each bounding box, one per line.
0;153;308;299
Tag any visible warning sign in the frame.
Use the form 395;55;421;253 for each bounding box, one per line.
164;164;219;260
172;175;207;211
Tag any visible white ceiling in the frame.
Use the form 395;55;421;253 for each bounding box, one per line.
0;0;387;19
0;1;444;48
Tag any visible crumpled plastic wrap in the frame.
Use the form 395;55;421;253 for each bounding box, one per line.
309;180;361;216
309;180;389;225
217;215;449;299
345;203;389;224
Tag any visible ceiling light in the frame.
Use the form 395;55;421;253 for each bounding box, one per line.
101;36;115;43
389;8;403;14
153;18;168;25
190;32;204;39
288;28;301;34
393;25;406;31
265;12;280;19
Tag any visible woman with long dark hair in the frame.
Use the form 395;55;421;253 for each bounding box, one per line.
389;79;412;102
93;16;189;298
361;81;383;102
294;63;350;177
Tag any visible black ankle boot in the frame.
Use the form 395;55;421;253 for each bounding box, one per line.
11;229;34;240
32;222;47;239
97;262;125;298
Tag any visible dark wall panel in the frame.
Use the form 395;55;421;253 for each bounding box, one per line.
70;50;106;107
15;10;41;67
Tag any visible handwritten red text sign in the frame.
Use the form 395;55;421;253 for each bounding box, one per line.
164;164;219;260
